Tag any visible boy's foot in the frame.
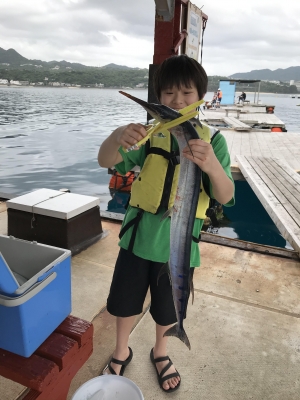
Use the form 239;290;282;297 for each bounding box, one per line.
150;348;181;392
102;347;133;376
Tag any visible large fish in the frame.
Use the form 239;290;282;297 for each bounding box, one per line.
120;91;203;350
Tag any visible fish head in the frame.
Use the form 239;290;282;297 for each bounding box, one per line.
119;91;181;122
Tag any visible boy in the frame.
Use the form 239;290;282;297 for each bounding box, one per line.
98;55;234;392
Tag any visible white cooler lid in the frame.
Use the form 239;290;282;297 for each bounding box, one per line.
7;189;100;219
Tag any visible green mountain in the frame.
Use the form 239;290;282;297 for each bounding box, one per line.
0;47;298;93
230;66;300;82
0;47;149;88
102;63;140;70
0;47;29;65
0;47;89;70
0;48;146;72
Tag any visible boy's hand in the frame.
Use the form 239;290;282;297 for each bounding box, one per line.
182;139;218;173
182;138;234;204
117;123;147;150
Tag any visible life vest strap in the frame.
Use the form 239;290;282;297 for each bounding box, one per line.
147;147;180;166
192;233;201;243
119;209;144;253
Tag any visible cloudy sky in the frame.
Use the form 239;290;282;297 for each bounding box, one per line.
0;0;299;76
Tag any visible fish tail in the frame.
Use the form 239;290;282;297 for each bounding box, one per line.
163;323;191;350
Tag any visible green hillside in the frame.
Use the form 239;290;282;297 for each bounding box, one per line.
0;47;298;93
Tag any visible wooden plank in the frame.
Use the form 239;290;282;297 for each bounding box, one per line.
229;117;247;127
223;117;251;131
249;133;262;156
240;156;300;251
23;336;93;400
230;131;242;164
241;132;251;155
0;315;93;396
244;157;300;225
55;315;93;348
220;128;300;171
240;113;285;127
220;130;300;172
258;158;300;206
247;158;300;223
271;158;300;187
200;231;299;260
222;130;234;155
0;351;59;392
35;333;78;371
236;155;300;255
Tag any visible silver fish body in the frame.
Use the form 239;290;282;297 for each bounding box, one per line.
164;121;201;350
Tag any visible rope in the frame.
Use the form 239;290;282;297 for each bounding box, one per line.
30;192;66;228
200;17;207;65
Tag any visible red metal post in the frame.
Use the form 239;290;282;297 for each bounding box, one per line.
153;0;187;64
148;0;206;115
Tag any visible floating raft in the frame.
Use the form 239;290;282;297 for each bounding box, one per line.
236;156;300;255
202;104;286;129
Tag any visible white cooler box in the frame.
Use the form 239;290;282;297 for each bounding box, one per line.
6;188;103;254
0;235;71;357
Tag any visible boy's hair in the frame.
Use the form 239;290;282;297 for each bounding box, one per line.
153;55;208;101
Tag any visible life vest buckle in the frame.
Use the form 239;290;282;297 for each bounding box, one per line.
169;153;180;166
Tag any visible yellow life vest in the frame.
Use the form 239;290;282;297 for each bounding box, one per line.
129;121;215;219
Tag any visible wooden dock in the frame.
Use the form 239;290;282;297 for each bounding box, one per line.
221;130;300;171
202;104;286;128
239;113;286;128
236;156;300;255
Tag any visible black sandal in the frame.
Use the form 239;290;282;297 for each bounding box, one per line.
103;347;133;376
150;348;181;392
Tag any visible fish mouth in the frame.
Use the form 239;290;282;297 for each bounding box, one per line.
119;91;181;122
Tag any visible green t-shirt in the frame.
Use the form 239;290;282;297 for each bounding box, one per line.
115;131;235;267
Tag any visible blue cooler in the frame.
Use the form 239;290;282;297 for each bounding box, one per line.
0;235;71;357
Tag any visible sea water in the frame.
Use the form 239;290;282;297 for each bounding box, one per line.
0;87;299;249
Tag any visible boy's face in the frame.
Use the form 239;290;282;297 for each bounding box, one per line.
160;84;200;111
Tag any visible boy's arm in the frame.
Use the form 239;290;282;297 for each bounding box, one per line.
182;138;234;205
98;123;147;168
205;160;234;205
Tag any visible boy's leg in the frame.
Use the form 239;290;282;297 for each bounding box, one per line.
104;249;151;375
152;324;181;390
150;267;195;390
149;264;183;391
103;315;136;375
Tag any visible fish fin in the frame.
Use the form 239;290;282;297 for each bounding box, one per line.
157;262;170;285
163;323;191;350
190;275;195;305
160;207;173;221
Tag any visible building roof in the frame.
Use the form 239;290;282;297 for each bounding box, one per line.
220;79;261;83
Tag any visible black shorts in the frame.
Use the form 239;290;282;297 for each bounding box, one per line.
106;248;194;326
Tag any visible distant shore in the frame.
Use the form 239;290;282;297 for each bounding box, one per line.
0;85;146;90
0;85;299;96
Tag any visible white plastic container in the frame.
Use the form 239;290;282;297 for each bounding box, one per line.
0;252;20;295
71;375;144;400
0;235;70;295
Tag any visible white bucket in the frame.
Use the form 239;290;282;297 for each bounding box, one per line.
71;375;144;400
